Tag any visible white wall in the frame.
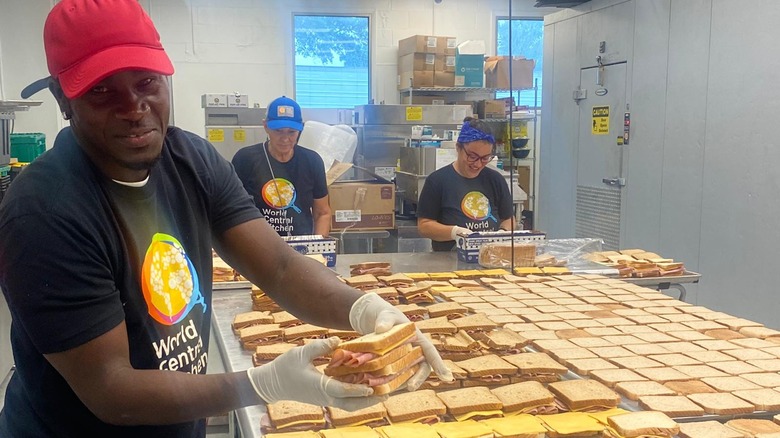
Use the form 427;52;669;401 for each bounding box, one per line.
540;0;780;328
0;0;549;145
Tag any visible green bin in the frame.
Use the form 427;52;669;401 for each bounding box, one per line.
10;133;46;163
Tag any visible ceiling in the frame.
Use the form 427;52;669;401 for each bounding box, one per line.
534;0;592;7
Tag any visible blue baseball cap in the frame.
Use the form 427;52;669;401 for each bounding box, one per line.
266;96;303;131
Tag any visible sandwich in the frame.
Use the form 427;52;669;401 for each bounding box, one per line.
420;359;465;390
252;342;297;366
263;431;320;438
382;389;447;424
377;273;414;287
725;418;780;437
414;316;458;335
426;301;469;319
396;284;436;304
282;323;329;344
345;274;380;290
325;403;388;428
636;395;705;418
238;323;284;350
350;261;392;276
212;256;237;282
453;269;485;279
490;381;558;415
264;400;325;434
231;310;273;333
502;352;568;383
372;286;401;304
438;331;484;361
478;414;548;438
547;379;621;412
325;322;422;395
374;422;439;438
450;313;499;333
677;420;745;438
251;285;282;312
326;327;361;341
431;419;495;438
473;328;529;354
603;411;679;438
394;303;429;321
455;354;518;387
478;242;536;268
436;386;504;422
539;412;605;438
271;310;303;328
318;426;380;438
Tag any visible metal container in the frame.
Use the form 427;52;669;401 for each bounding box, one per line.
395;170;428;205
204;107;266;161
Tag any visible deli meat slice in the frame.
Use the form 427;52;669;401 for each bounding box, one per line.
329;349;378;368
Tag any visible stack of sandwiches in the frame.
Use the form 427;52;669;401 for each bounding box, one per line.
237;323;283;350
325;322;422;395
396;284;436;304
377;273;414;288
251;285;281;312
438;331;483;361
282;323;329;345
212;256;237;282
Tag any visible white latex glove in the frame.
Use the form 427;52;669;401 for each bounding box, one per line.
450;225;473;241
349;293;454;390
247;337;387;411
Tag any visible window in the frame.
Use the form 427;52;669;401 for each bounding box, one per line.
496;18;543;108
293;15;370;108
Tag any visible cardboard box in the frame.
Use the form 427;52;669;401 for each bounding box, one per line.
398;53;437;72
280;235;337;267
456;230;546;263
437;55;456;72
434;71;455;88
398;35;438;56
201;93;227;108
476;100;507;119
484;56;535;89
398;70;434;89
455;40;485;88
439;36;458;55
327;163;395;231
403;95;446;105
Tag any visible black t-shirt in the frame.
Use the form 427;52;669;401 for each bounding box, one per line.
417;164;513;251
0;126;261;437
232;142;328;236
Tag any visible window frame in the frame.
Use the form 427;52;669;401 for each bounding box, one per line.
292;13;372;108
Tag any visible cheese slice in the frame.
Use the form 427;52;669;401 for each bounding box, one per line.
273;418;326;430
540;412;604;436
453;409;504;422
375;423;440;438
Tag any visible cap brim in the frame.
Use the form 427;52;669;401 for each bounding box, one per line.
21;77;51;99
57;45;174;99
267;119;303;131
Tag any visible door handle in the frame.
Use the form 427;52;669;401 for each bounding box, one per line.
602;177;626;187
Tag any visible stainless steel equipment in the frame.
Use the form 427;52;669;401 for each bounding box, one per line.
351;104;472;180
204;107;266;161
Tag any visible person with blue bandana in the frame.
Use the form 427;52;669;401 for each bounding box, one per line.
417;117;514;251
232;96;331;237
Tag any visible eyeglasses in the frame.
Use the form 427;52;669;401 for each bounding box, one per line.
462;148;495;164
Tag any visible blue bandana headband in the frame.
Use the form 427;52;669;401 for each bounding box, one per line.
457;122;495;145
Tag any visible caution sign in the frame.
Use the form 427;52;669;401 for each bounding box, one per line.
405;106;423;121
233;129;246;142
592;106;609;135
207;128;224;142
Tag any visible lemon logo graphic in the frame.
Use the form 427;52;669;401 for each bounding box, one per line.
261;178;301;213
460;191;497;222
141;233;205;325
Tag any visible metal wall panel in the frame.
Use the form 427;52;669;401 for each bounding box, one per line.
576;185;621;250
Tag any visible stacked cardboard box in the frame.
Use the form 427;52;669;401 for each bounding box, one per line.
397;34;457;90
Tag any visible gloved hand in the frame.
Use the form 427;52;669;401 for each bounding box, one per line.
247;337;387;411
349;293;454;390
450;225;473;241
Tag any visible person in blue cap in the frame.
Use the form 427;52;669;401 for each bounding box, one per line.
232;96;331;237
417;117;514;251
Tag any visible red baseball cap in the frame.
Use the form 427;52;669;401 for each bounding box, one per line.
41;0;174;99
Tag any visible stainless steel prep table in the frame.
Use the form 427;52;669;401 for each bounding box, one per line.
211;282;264;438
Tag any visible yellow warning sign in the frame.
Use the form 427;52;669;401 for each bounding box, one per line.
208;129;224;142
405;106;423;121
592;106;609;135
233;129;246;142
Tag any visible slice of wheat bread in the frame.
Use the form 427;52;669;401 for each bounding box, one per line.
637;395;705;418
615;380;677;401
382;389;447;423
489;380;556;414
455;354;518;378
678;420;745;438
325;403;387;428
547;379;620;411
725;418;780;436
607;410;679;438
435;386;503;417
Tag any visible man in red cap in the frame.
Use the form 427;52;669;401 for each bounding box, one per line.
0;1;451;436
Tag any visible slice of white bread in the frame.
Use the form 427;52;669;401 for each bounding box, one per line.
725;418;780;437
678;420;745;438
372;363;421;396
382;389;447;423
686;392;755;415
615;381;677;401
732;387;780;411
637;395;705;418
606;411;679;438
337;322;416;355
548;379;620;411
